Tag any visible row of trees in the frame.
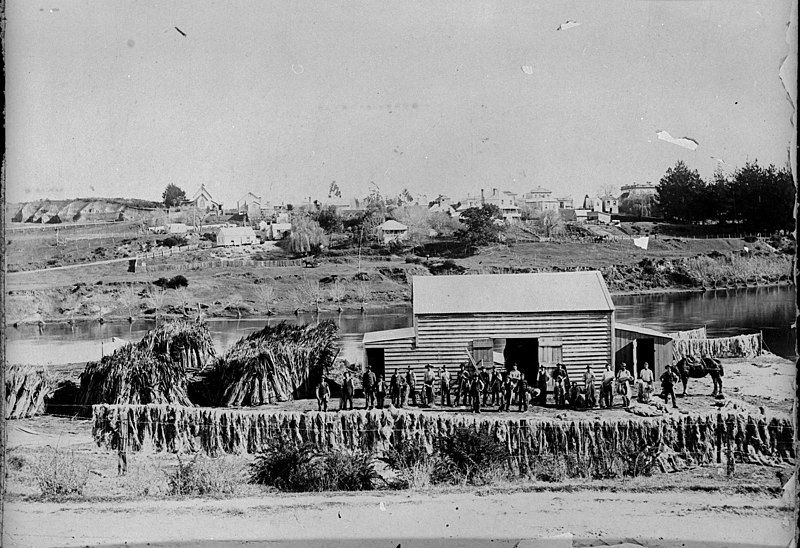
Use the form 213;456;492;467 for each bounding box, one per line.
656;161;794;232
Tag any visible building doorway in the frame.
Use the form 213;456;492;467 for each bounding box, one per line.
503;338;539;383
366;348;385;378
635;339;655;377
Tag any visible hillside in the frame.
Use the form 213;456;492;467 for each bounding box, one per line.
7;198;162;224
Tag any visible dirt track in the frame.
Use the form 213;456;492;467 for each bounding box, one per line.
3;489;794;547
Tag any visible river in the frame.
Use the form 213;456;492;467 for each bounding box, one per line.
5;285;795;366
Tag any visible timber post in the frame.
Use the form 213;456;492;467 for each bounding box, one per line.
118;409;128;476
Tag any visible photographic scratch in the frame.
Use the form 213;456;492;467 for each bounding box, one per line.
174;27;187;37
556;20;581;31
655;130;699;151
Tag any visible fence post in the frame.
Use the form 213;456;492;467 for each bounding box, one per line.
118;409;128;476
726;415;735;477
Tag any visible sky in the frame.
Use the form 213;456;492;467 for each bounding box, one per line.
5;1;797;207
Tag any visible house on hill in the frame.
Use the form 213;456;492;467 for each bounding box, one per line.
377;220;409;244
216;226;257;246
363;271;672;382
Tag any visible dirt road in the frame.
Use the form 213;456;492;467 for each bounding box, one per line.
3;489;793;547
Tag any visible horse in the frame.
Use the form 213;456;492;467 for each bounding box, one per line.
674;355;724;397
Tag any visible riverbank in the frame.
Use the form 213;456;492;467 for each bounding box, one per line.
4;235;792;326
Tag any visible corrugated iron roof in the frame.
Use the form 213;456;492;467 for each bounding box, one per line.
412;272;614;315
363;327;415;344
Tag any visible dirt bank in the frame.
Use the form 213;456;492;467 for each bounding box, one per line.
5;234;792;326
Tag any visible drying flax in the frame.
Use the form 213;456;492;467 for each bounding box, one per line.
673;333;762;361
139;317;216;371
78;344;193;410
197;321;338;406
668;327;707;340
5;365;54;419
92;404;795;468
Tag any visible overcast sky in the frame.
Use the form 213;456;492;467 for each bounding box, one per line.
5;1;796;206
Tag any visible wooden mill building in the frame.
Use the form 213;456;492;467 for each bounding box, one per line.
363;272;617;383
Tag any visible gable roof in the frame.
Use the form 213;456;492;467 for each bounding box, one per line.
380;220;408;231
412;272;615;315
615;322;672;340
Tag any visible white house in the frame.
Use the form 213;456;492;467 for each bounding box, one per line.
377;220;409;244
267;222;292;240
216;226;257;246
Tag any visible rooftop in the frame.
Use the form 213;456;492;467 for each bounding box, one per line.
412;272;615;315
380;220;408;230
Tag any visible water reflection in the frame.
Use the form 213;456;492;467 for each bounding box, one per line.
6;286;795;365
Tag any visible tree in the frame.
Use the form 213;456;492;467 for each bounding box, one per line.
724;161;794;232
619;193;654;217
328;181;342;199
311;205;343;234
655;161;708;223
284;216;328;255
538;209;564;238
454;204;504;250
162;184;187;208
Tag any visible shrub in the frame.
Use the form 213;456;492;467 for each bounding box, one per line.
31;447;89;498
249;443;377;492
158;236;187;248
380;442;438;489
167;454;243;496
434;426;509;485
166;275;188;289
153;275;189;290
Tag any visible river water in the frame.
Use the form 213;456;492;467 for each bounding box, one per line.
5;285;796;366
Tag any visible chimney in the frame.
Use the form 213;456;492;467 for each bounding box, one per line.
481;188;485;204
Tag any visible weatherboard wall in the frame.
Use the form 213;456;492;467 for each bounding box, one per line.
365;311;614;381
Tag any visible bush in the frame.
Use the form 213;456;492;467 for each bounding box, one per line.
167;454;243;496
380;442;438;488
31;447;89;498
249;443;377;492
153;275;189;290
158;236;187;248
434;427;510;485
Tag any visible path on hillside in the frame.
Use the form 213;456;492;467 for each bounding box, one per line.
3;489;792;547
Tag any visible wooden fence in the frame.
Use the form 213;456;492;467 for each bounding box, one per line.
143;257;305;272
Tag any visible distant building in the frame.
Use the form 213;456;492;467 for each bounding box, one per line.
522;186;565;213
583;194;618;215
619;182;657;199
237;192;271;220
377;220;409;244
191;185;222;213
216;226;257;246
483;188;522;223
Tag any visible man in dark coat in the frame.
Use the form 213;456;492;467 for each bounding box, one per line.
490;368;503;406
479;365;491;405
453;363;466;406
471;374;484;414
517;377;529;412
390;369;400;406
341;372;354;411
362;367;377;410
660;365;679;409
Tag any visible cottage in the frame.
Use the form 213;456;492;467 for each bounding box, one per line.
191;184;223;213
216;226;257;246
363;271;616;383
377;220;409;244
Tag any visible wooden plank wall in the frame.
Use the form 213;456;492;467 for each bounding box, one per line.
613;330;673;378
366;312;613;382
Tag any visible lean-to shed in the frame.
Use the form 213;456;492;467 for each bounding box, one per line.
614;322;673;379
363;271;616;383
